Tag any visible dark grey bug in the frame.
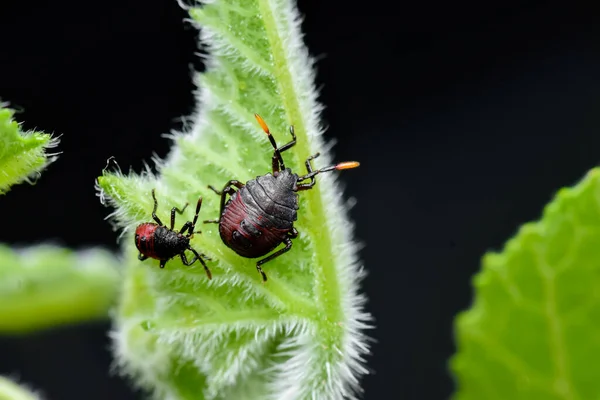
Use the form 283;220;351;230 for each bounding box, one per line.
204;114;359;282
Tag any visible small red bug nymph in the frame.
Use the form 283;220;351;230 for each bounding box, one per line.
135;189;212;279
203;114;360;282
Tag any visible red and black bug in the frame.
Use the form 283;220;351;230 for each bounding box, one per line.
135;189;212;279
204;114;359;282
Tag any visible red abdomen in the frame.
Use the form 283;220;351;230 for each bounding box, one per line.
219;190;290;258
135;223;159;259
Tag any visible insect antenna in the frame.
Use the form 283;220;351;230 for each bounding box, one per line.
255;113;286;170
297;161;360;182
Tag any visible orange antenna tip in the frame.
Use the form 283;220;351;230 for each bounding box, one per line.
254;113;271;135
335;161;360;170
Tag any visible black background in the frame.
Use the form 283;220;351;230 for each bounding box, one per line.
1;1;599;399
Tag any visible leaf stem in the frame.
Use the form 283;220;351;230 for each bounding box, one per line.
257;0;342;328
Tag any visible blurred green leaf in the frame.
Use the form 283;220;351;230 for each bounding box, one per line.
451;168;600;399
0;105;59;195
0;244;121;334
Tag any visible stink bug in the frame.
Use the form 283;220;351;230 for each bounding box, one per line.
204;114;359;282
135;189;212;279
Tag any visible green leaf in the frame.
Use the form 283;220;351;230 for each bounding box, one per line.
96;0;372;399
0;244;121;334
0;104;59;194
451;168;600;399
0;376;40;400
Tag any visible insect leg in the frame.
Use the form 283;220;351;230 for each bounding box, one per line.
173;204;189;214
304;153;319;173
277;125;297;153
255;237;294;282
138;253;148;261
170;201;190;230
151;189;164;226
184;247;213;279
272;125;297;173
204;180;244;223
159;259;167;268
296;153;320;190
179;221;193;235
180;251;192;265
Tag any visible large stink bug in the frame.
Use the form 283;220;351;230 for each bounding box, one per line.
204;114;359;282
